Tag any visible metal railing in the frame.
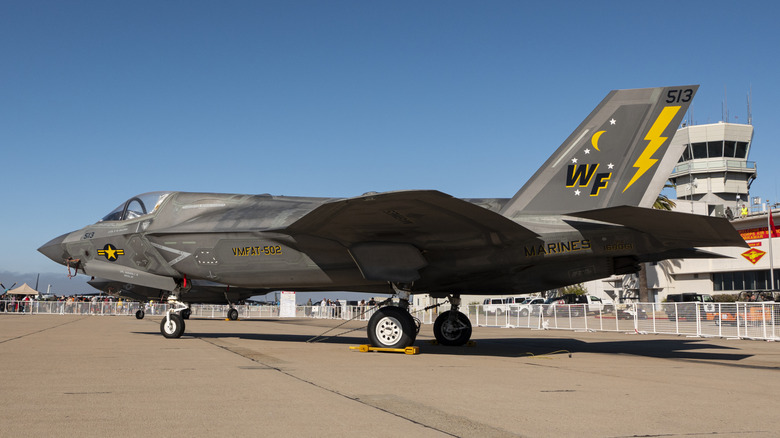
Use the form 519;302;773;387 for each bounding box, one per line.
4;300;779;341
462;302;780;341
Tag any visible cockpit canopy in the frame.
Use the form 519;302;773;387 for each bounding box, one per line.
100;192;172;222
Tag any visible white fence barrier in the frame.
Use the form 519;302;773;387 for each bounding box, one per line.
3;300;779;341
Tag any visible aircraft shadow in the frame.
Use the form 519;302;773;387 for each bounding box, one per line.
133;319;756;364
423;336;755;363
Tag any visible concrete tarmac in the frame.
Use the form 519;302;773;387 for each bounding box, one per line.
2;314;779;437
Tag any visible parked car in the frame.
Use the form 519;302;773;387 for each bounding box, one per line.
616;305;648;320
482;296;529;315
712;291;775;325
544;294;614;316
513;297;545;317
482;297;508;314
665;293;714;321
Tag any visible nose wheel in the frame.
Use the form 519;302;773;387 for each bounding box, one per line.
161;312;185;338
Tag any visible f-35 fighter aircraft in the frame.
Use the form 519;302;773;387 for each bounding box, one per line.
39;85;747;348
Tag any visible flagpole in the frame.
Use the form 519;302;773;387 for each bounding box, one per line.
769;205;775;291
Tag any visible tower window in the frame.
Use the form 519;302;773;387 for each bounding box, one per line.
735;142;748;158
692;142;707;159
707;141;723;158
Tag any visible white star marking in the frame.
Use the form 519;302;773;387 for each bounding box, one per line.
584;148;590;154
571;158;578;163
610;118;616;125
574;189;581;196
608;163;614;169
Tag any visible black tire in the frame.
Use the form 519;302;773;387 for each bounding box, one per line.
181;308;191;319
160;313;185;338
433;310;472;346
135;310;145;319
519;308;529;317
228;308;238;321
367;306;415;348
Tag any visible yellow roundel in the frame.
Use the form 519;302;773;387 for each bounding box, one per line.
591;130;606;151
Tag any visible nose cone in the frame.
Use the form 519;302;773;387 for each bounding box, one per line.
38;233;71;264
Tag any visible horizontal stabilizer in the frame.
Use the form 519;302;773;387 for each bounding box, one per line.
569;206;748;248
642;248;734;263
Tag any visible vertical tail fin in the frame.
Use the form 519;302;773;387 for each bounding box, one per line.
501;86;698;218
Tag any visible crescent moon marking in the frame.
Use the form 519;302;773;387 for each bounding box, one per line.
591;130;606;152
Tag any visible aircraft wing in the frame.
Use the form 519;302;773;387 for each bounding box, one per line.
569;206;749;248
284;190;537;245
280;190;538;282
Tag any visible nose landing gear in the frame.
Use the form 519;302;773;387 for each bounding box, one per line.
161;312;185;338
160;290;189;339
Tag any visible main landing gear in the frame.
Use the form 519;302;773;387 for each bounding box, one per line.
366;291;472;348
227;307;238;321
433;295;472;346
367;306;418;348
225;291;238;320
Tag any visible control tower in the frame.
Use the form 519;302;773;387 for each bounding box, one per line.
668;122;756;216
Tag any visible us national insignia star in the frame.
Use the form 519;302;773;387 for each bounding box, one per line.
98;244;125;261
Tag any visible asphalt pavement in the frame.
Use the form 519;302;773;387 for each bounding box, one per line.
2;314;779;437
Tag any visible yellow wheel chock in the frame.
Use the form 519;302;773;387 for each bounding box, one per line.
349;344;420;355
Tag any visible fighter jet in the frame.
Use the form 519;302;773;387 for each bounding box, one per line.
39;85;747;348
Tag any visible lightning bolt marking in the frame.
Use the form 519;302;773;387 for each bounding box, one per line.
622;106;681;193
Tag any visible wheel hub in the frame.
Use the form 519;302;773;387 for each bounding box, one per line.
441;319;462;341
163;319;176;335
375;316;402;345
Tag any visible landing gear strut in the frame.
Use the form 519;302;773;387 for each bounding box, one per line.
433;295;472;346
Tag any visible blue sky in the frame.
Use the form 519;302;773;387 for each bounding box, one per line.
2;1;779;292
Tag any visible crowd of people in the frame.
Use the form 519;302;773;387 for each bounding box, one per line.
0;294;137;314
